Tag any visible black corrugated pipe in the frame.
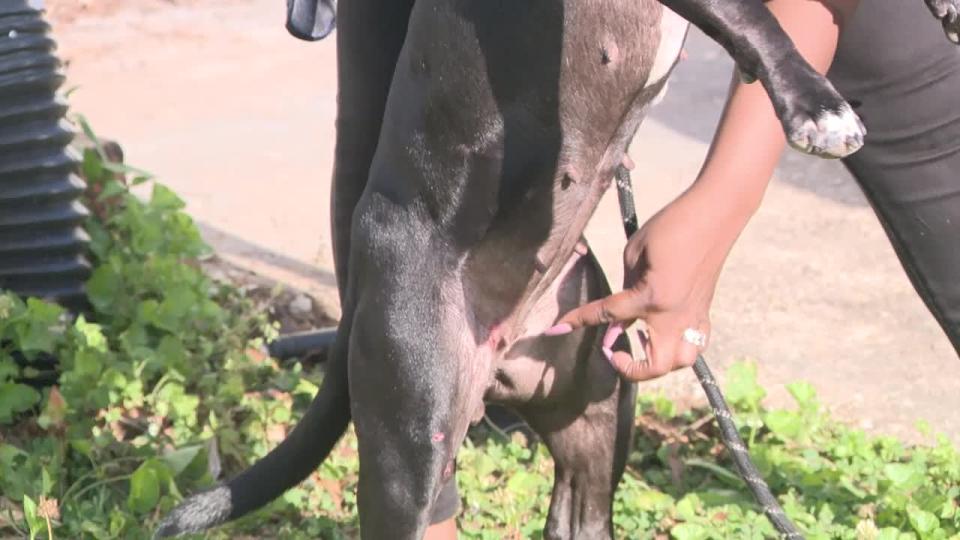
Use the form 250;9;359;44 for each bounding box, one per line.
266;327;338;359
0;0;90;311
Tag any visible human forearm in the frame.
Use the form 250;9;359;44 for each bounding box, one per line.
687;0;859;223
553;0;861;380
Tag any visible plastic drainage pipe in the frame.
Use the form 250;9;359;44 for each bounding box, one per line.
0;1;90;310
267;327;338;359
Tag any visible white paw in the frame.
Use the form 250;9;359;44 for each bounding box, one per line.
786;103;866;159
927;0;960;43
944;9;960;44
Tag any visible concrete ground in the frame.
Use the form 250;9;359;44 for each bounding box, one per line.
49;0;958;444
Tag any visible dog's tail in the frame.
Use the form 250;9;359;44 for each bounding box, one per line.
154;328;350;538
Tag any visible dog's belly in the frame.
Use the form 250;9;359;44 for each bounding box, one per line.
371;0;686;324
353;0;688;426
483;244;609;404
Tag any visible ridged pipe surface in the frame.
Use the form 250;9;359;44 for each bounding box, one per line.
0;0;89;309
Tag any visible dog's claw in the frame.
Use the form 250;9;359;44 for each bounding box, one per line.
785;102;865;159
944;14;960;44
927;0;960;43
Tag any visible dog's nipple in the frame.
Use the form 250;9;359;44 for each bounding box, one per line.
560;166;580;189
601;41;619;66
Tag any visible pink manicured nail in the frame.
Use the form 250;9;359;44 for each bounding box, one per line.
602;346;614;363
602;323;624;349
544;323;573;336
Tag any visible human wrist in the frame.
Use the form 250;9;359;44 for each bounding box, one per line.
679;179;760;244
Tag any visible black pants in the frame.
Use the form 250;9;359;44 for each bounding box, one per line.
829;0;960;356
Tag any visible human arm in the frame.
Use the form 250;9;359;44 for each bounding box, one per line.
548;0;859;381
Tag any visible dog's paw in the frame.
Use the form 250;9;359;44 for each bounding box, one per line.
785;103;866;159
926;0;960;43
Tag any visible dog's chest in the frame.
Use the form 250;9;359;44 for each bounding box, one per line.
648;6;690;87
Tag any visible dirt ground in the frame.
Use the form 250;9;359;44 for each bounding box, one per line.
47;0;958;445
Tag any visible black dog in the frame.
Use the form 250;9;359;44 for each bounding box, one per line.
158;0;958;538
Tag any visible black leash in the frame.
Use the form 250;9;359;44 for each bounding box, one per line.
613;165;804;539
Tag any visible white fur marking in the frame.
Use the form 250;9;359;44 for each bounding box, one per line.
645;6;689;87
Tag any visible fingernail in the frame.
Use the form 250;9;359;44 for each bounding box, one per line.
602;346;614;363
544;323;573;336
602;323;623;349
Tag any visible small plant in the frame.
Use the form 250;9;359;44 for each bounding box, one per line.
0;118;330;539
1;119;958;539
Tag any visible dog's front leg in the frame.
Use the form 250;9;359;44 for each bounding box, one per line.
660;0;865;158
330;0;416;299
346;241;478;539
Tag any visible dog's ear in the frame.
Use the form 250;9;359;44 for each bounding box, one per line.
286;0;336;41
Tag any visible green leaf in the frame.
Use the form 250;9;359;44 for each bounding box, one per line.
0;357;19;381
151;286;196;332
0;292;20;321
101;160;155;180
675;494;701;521
907;505;939;535
73;316;108;351
506;471;540;493
162;445;203;477
22;494;43;540
74;349;104;379
150;184;185;211
765;410;804;441
0;383;41;423
96;179;128;201
627;489;674;511
75;114;104;158
786;381;818;408
876;528;909;540
884;463;924;491
671;522;710;540
128;462;161;513
86;265;122;312
81;146;104;181
685;458;743;486
723;361;766;410
13;298;64;354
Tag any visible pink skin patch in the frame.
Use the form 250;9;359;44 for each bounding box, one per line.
601;323;625;366
602;323;624;349
485;321;508;350
443;461;454;479
543;322;572;336
432;432;445;443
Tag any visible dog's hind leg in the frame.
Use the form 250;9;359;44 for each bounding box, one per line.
660;0;865;158
493;250;636;540
516;334;636;540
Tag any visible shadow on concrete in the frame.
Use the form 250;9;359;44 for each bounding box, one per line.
648;30;868;207
197;221;337;289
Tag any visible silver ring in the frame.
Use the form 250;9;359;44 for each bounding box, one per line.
682;328;707;348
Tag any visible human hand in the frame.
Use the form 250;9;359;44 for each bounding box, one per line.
546;191;736;381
